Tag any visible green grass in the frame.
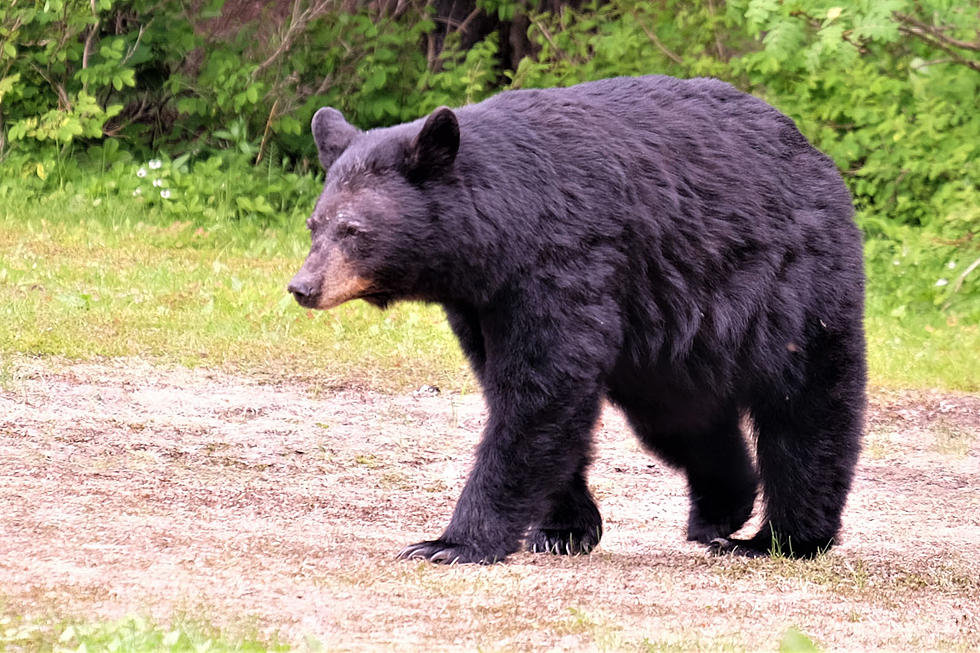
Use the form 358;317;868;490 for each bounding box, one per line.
0;610;289;652
0;191;470;392
1;188;976;392
865;310;980;392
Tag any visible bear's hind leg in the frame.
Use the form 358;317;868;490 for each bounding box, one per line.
714;337;865;558
619;402;758;544
682;416;758;545
525;464;603;555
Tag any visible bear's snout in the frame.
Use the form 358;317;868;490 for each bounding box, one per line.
288;251;374;310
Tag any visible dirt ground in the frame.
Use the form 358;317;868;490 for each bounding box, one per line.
1;358;978;651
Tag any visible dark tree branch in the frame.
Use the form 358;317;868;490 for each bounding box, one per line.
705;0;726;60
898;24;980;72
253;0;336;79
527;14;577;64
631;10;684;66
82;0;99;73
895;12;980;52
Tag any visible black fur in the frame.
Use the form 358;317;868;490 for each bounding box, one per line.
293;75;866;563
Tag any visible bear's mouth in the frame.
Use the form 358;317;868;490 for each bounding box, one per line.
292;291;322;310
361;291;395;309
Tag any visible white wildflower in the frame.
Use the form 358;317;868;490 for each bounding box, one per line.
935;278;948;287
132;187;142;196
947;260;957;269
892;260;900;266
152;178;163;187
136;167;147;178
148;159;162;170
160;189;172;199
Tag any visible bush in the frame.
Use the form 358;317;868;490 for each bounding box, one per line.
0;0;435;164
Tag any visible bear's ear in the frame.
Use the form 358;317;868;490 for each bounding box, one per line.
312;107;359;171
407;107;459;181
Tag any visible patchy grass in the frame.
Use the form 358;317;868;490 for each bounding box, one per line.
1;361;977;652
712;552;980;600
931;422;976;457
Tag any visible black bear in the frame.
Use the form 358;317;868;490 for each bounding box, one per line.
288;75;865;563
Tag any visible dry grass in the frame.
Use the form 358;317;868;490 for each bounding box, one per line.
1;359;978;651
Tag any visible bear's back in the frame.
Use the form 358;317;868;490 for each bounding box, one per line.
453;76;850;227
449;76;855;257
459;75;817;165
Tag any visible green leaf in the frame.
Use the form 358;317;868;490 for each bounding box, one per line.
275;115;302;136
252;196;274;214
745;0;779;31
0;73;20;101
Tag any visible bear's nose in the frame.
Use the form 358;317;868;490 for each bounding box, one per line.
287;277;315;301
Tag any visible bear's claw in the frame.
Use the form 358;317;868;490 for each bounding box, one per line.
708;537;732;553
397;539;504;565
525;527;600;556
707;536;769;557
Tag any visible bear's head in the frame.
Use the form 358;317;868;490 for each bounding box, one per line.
288;106;460;310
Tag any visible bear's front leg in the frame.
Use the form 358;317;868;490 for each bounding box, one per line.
397;434;529;564
398;358;606;564
398;390;602;563
397;291;620;564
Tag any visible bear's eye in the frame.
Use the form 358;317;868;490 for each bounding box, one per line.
336;221;364;240
305;218;315;231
